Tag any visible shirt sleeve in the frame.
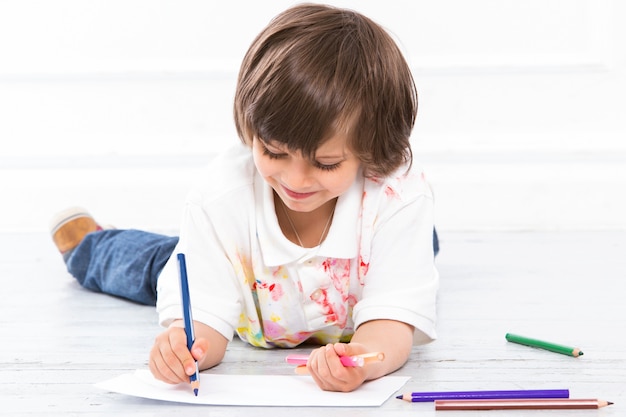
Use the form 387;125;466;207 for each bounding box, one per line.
156;196;244;341
352;178;439;340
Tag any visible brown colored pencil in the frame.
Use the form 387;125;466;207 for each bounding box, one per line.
435;398;613;410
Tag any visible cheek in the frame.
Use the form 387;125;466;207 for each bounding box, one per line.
325;166;360;194
340;172;358;191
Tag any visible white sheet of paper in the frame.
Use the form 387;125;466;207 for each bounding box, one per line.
95;370;409;407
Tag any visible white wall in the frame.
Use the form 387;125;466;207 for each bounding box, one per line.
1;0;625;233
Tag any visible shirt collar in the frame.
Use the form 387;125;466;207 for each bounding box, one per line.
256;173;362;266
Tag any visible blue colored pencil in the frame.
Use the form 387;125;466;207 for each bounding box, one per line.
177;253;200;396
396;389;569;402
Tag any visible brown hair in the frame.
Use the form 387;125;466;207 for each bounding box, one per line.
233;3;417;177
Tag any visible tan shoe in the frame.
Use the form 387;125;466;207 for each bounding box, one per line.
50;207;102;254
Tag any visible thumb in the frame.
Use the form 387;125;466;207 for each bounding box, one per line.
335;342;370;358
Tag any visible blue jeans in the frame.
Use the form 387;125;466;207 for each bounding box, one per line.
65;228;439;306
65;229;178;306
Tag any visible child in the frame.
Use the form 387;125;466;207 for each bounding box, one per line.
50;4;439;393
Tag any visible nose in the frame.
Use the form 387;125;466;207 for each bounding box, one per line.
284;157;314;190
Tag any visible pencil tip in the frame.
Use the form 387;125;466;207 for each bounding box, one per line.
194;388;199;396
578;351;584;356
396;395;402;399
607;402;613;406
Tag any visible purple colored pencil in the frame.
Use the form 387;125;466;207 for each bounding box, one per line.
396;389;569;402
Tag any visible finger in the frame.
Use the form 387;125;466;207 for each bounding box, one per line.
150;351;178;384
168;329;197;377
306;346;334;390
319;344;351;387
322;344;367;392
149;337;185;384
154;327;192;382
332;342;349;357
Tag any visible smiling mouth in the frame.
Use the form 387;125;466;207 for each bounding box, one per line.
282;185;316;200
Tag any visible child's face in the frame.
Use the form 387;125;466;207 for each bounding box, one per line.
252;133;361;213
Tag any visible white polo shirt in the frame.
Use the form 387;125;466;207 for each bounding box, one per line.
156;144;438;348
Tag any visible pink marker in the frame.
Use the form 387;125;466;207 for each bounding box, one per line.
286;352;385;368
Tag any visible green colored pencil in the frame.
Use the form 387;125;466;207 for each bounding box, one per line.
505;333;583;357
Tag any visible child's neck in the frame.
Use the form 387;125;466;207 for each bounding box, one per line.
275;194;337;248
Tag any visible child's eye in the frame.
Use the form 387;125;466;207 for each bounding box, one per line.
261;144;285;160
314;161;341;171
260;140;342;171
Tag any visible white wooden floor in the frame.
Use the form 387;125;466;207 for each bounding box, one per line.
1;231;625;416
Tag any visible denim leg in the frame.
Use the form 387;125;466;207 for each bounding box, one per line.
65;229;178;306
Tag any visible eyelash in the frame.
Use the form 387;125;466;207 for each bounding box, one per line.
261;144;341;172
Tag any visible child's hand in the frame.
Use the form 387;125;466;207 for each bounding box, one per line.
148;326;209;384
306;343;369;392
